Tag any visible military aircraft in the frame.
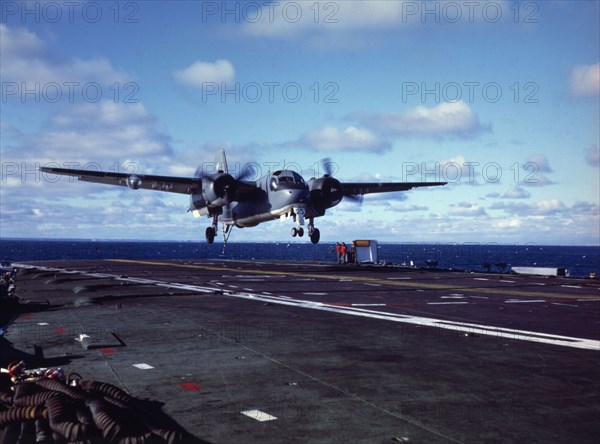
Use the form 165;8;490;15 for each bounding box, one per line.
40;151;446;245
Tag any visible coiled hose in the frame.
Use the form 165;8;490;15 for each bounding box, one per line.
1;376;198;443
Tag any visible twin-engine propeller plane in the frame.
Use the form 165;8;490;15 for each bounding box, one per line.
40;151;446;245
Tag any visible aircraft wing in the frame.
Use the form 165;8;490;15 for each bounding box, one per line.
39;167;200;195
341;181;447;196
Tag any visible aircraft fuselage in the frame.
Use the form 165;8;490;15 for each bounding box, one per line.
200;169;317;228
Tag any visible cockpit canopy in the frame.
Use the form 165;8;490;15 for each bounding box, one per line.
269;170;307;191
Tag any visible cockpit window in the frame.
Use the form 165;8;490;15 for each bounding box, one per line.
269;170;306;190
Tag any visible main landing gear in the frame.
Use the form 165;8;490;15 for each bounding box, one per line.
290;210;320;244
205;215;233;250
205;226;216;244
295;224;319;244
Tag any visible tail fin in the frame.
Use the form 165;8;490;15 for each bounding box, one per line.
216;149;228;174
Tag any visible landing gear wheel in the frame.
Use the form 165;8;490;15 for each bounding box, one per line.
297;227;304;237
310;228;320;244
291;227;298;237
205;227;216;244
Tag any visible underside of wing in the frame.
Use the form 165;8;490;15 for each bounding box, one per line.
39;167;200;195
341;181;447;196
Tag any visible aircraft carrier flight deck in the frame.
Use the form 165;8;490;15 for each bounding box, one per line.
1;259;599;443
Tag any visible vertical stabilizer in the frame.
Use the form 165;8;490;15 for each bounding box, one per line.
216;149;228;174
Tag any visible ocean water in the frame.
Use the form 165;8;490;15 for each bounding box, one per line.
0;239;598;277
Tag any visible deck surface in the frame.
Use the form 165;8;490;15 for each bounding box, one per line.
2;259;599;443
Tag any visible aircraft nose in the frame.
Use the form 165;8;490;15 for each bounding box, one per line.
287;188;309;202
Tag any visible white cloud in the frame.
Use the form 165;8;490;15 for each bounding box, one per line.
351;101;487;139
571;201;600;215
291;125;391;153
242;0;409;38
489;199;590;216
534;199;567;215
518;154;556;187
492;218;522;229
0;24;128;86
31;102;172;162
585;144;599;167
525;155;552;173
449;201;487;217
385;203;429;212
570;63;600;97
502;186;531;199
0;24;44;58
173;59;235;87
520;174;556;187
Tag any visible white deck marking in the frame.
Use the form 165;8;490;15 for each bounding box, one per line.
352;303;387;307
387;277;412;280
505;299;546;303
241;410;277;422
561;285;582;289
132;363;154;370
428;302;469;305
364;283;382;287
474;278;489;281
303;292;328;296
551;302;578;307
500;280;515;283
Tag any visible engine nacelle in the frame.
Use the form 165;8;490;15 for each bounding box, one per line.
126;175;142;190
190;173;238;210
308;176;344;212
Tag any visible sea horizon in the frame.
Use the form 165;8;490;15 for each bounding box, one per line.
1;238;598;278
2;237;599;248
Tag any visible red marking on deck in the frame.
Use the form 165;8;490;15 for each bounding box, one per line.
55;328;65;333
179;383;203;391
101;349;116;354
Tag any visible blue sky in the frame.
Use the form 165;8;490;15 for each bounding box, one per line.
1;0;599;245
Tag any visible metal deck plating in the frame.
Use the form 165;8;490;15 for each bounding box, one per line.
2;259;599;443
